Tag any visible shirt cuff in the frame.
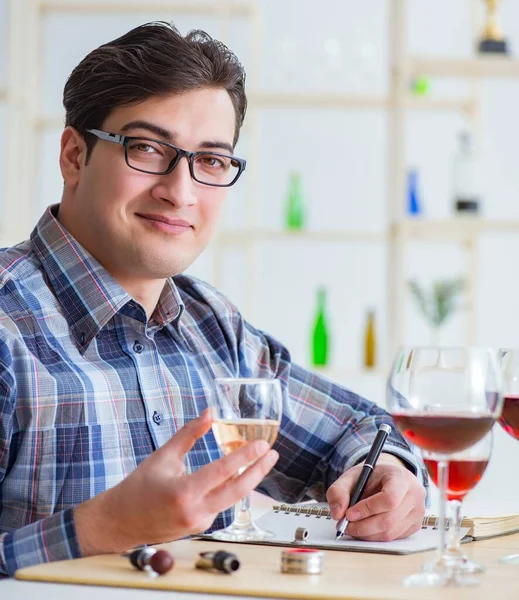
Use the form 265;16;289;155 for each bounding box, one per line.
1;508;82;577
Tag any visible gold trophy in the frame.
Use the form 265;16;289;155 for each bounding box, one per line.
478;0;509;54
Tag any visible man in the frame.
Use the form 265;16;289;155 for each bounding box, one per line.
0;22;426;577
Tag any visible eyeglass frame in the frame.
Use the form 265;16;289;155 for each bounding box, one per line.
85;128;247;188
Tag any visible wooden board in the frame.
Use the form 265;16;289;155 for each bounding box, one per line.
15;535;519;600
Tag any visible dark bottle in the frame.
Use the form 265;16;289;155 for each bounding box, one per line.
311;287;329;366
453;131;481;216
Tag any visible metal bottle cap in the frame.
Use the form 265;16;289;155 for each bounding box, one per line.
293;527;309;543
281;548;324;574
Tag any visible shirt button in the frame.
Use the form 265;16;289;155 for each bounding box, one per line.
133;341;144;354
152;411;163;425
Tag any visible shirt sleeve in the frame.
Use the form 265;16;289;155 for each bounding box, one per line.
233;317;428;504
0;341;82;576
0;509;82;577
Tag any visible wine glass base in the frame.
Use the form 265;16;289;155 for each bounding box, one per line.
453;556;485;574
404;570;479;588
211;521;275;542
499;553;519;565
423;554;485;575
403;571;448;588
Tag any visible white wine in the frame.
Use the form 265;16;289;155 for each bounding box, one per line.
212;418;280;455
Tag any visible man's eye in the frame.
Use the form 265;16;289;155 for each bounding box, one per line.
133;143;157;154
198;155;228;169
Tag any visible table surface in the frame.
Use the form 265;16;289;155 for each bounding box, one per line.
4;531;519;600
3;497;519;600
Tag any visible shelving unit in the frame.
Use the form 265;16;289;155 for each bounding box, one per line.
408;56;519;79
212;0;519;375
3;0;519;381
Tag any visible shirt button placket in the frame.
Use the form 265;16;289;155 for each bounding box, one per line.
133;341;144;354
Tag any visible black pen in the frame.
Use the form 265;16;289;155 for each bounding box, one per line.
335;423;392;539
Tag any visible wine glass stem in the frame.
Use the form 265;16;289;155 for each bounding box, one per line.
437;460;449;560
445;499;463;558
234;493;252;526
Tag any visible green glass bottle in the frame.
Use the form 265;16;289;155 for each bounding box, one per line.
311;287;329;366
285;171;305;230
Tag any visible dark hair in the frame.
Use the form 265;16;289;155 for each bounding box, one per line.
63;21;247;159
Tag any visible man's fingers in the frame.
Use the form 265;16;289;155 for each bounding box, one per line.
326;466;360;519
161;409;212;457
346;498;414;540
205;449;279;513
345;473;407;522
190;438;273;494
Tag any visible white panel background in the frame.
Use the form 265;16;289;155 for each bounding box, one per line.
0;0;518;507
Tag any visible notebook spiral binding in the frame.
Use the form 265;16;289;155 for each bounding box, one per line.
276;504;332;520
274;504;460;530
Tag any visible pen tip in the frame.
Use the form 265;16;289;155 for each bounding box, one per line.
335;531;343;539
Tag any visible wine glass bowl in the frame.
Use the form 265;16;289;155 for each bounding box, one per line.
499;349;519;441
497;349;519;565
387;347;502;587
209;378;282;542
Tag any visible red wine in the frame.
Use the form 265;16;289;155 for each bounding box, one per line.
423;458;489;501
393;414;495;454
499;395;519;441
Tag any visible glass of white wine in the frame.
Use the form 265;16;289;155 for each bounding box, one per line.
210;377;282;541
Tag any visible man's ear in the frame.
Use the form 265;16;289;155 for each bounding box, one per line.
59;127;88;188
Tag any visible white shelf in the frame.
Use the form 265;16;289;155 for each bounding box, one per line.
405;97;473;112
250;93;471;112
35;115;65;130
38;0;254;15
218;220;519;247
408;56;519;79
217;230;387;244
310;367;385;380
249;93;387;110
33;96;473;130
396;218;519;243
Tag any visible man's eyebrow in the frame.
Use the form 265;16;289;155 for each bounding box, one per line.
119;120;235;155
198;140;235;155
120;120;173;141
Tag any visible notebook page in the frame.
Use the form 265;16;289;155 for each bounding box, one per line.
254;509;470;554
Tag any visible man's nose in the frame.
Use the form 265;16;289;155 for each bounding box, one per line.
154;156;197;208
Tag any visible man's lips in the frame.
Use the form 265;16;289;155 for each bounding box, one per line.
137;213;193;234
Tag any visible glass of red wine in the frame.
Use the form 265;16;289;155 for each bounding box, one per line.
423;430;492;576
498;349;519;565
387;347;502;588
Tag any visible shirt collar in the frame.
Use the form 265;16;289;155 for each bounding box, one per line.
30;205;184;352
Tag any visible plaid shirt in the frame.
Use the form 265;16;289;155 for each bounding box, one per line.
0;205;426;576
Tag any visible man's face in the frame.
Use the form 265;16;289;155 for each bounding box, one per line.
64;88;237;281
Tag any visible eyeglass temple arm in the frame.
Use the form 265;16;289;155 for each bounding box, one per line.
87;129;125;144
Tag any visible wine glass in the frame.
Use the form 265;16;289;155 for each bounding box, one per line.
209;377;282;541
387;347;502;588
422;430;493;575
498;348;519;565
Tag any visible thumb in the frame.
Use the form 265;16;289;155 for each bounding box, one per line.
326;465;362;520
159;408;213;458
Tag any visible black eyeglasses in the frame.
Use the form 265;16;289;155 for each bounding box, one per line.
85;129;246;188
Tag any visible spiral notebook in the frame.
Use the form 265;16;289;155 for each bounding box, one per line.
199;503;470;555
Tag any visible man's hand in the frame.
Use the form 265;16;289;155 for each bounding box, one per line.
75;409;279;556
326;454;426;542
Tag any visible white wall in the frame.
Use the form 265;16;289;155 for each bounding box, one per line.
1;0;518;505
